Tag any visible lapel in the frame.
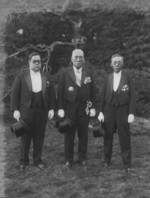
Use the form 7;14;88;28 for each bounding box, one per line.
108;71;126;93
69;67;76;85
117;71;126;93
108;73;113;93
41;72;47;96
69;66;87;86
81;67;87;86
25;71;32;92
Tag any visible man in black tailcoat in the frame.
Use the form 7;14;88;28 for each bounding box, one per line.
98;54;136;174
11;52;56;171
57;49;96;168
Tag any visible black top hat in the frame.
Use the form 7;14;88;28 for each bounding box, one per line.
10;119;30;138
89;118;105;138
55;116;75;134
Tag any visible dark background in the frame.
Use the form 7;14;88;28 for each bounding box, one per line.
3;4;150;118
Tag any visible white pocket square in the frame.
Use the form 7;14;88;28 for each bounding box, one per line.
84;77;91;84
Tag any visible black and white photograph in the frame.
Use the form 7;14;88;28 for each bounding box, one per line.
0;0;150;197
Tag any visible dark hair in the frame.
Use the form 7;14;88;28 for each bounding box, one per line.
28;52;41;62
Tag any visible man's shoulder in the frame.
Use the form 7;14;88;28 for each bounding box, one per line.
107;72;113;79
15;70;29;79
41;71;52;81
61;67;73;76
107;70;129;78
65;67;72;72
122;70;130;77
41;71;47;77
82;66;94;75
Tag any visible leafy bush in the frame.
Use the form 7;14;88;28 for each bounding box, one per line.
4;8;150;117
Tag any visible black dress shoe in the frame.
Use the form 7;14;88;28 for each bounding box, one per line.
65;161;72;168
36;163;46;170
102;162;110;169
19;164;26;171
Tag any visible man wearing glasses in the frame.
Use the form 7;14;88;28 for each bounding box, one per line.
98;54;136;174
11;52;56;171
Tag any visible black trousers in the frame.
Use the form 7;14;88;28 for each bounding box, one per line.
103;104;131;168
20;106;47;165
64;101;89;163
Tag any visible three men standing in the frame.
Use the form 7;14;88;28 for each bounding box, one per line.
11;50;136;173
57;49;96;168
98;54;136;173
11;52;56;171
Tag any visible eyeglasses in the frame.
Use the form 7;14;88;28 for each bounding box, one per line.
32;60;41;64
73;56;84;62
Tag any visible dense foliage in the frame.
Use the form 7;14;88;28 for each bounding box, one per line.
5;8;150;71
4;8;150;117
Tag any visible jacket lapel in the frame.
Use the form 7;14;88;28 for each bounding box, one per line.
108;73;113;93
118;72;126;93
69;66;87;86
25;71;32;92
41;72;47;96
81;68;87;85
69;68;76;85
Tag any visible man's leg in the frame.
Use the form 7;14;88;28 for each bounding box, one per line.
65;102;77;165
19;106;34;168
33;109;47;165
117;105;131;169
103;104;116;165
77;104;89;163
20;135;31;166
64;130;76;164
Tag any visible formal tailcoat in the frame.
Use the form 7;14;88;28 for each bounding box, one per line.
57;66;96;163
57;66;96;111
100;71;136;114
10;70;56;165
99;70;136;168
11;70;56;111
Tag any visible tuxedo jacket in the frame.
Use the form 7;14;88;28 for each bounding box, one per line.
11;70;56;111
57;66;96;110
100;71;136;114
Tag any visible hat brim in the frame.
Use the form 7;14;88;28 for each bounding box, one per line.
89;119;105;138
10;119;30;138
55;116;75;134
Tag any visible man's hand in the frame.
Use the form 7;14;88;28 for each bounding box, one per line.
98;112;104;122
89;108;96;117
13;110;21;122
48;110;54;120
58;109;65;118
128;114;135;123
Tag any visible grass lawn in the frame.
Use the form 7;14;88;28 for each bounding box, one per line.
4;113;150;198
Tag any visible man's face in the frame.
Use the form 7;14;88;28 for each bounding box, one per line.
111;56;123;73
29;55;41;72
71;54;84;69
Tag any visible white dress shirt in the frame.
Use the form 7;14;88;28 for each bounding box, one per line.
113;71;122;91
73;66;82;87
30;70;42;93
